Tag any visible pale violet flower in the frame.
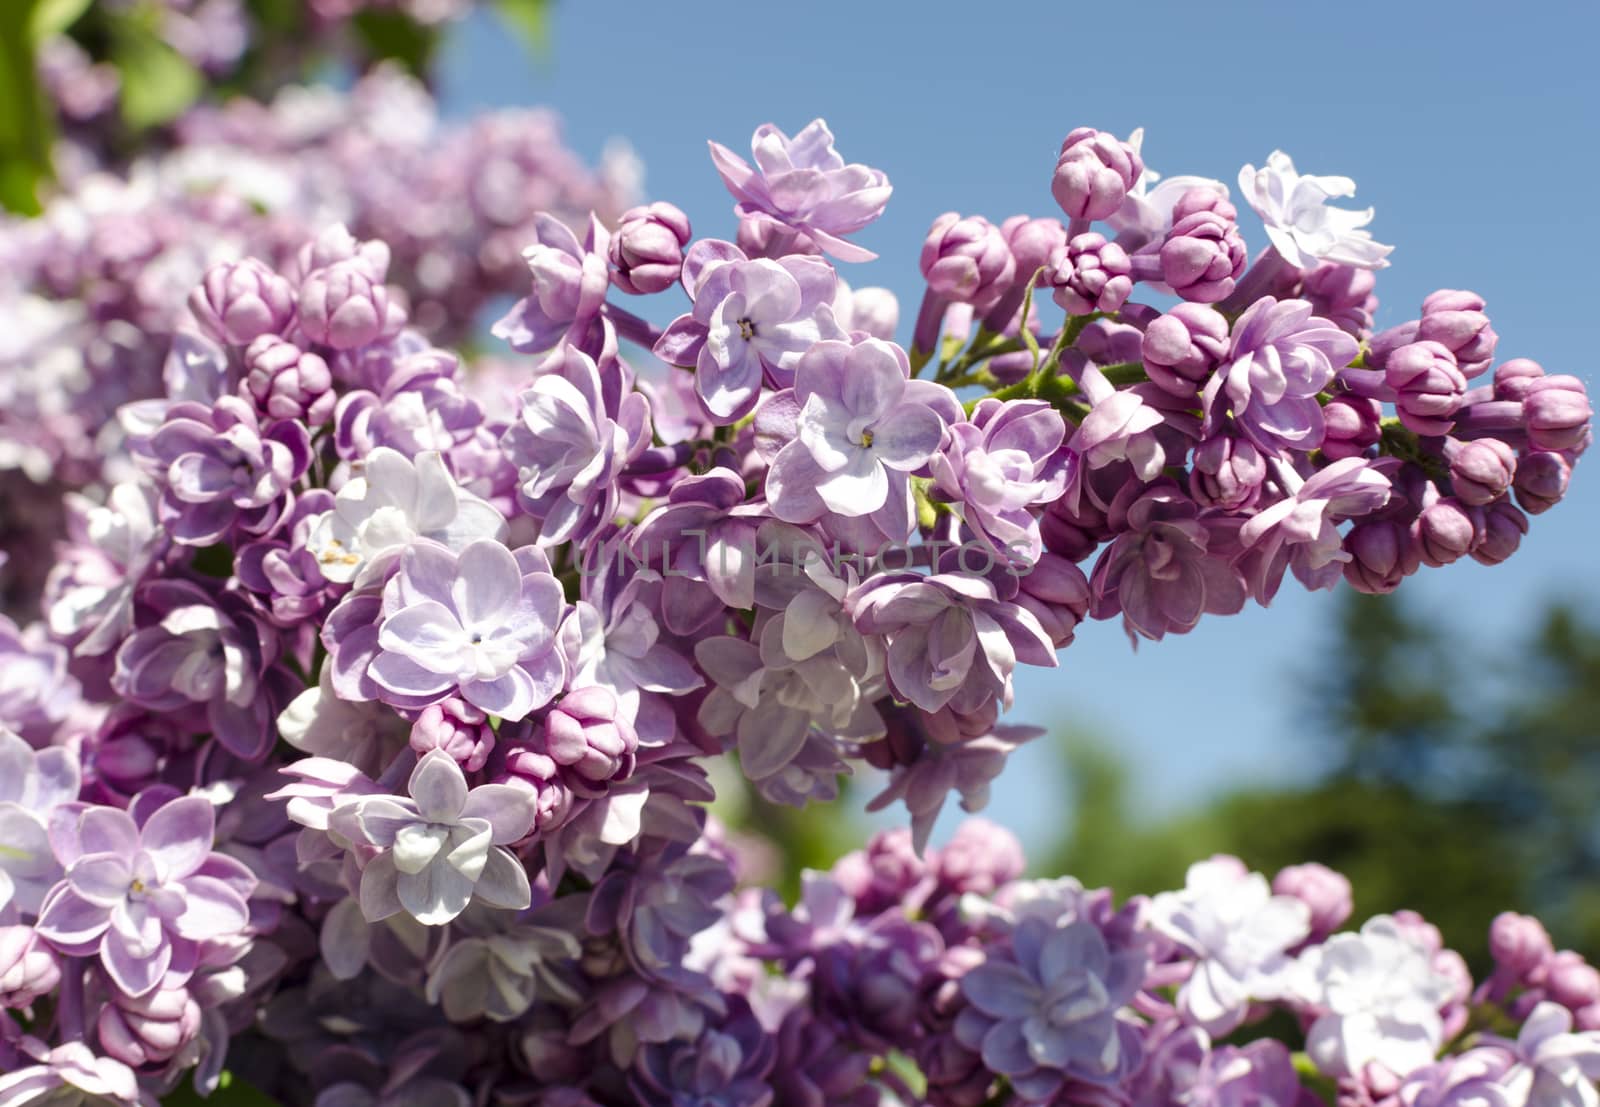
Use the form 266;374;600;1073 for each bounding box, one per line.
45;481;165;657
1296;914;1458;1079
1495;1001;1600;1107
369;539;566;722
1237;150;1394;270
0;1040;142;1107
424;908;581;1022
329;751;536;927
307;447;506;587
277;666;410;776
767;338;947;523
1147;856;1311;1036
0;727;80;917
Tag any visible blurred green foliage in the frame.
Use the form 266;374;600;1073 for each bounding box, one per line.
1044;591;1600;972
0;0;553;214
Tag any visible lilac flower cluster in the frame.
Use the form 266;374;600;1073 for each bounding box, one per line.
0;116;1590;1103
0;67;632;613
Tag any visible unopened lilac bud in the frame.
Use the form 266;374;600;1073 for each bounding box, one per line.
608;202;691;295
1273;863;1353;941
1415;495;1481;567
1544;952;1600;1011
1171;186;1236;223
1343;519;1420;593
1041;495;1110;563
1489;912;1553;978
934;819;1024;897
920;212;1016;311
1472;500;1528;565
982;216;1069;329
1322;395;1383;460
291;223;390;283
1014;553;1090;647
1141;303;1228;395
411;697;496;773
1386;341;1467;436
96;984;202;1067
1577;1005;1600;1032
1514;450;1573;514
188;258;295;346
91;734;162;798
1494;358;1546;401
1190;434;1267;510
0;927;61;1007
543;686;638;790
1522;376;1592;452
1160;210;1246;303
243;335;334;425
1001;215;1069;277
1302;262;1378;337
498;749;574;833
1050;232;1131;315
1051;127;1142;222
298;260;396;351
1447;437;1516;506
1418;290;1497;378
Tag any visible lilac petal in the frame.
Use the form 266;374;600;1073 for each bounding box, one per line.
377;601;467;671
964;961;1041;1018
101;925;171;997
981;1020;1036;1077
76;805;140;859
394;542;462;610
460;785;536;845
840;342;904;420
0;805;54;879
873;403;945;468
172;875;250;940
408;752;468;823
368;651;455;699
358;852;403;921
27;747;81;811
452;541;523;627
140;796;215;882
398;860;475;925
348;796;420;849
737;702;810;780
35;884;112;949
474;847;532;911
652;315;707;367
67;853;131;907
462;667;539;722
319;897;370;981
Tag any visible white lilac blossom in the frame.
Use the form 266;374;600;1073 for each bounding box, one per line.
1493;1002;1600;1107
328;751;536;926
0;111;1589;1106
306;447;506;587
1238;151;1395;270
1147;856;1312;1036
1295;914;1461;1080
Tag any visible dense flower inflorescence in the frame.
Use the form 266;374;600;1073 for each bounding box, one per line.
0;113;1590;1105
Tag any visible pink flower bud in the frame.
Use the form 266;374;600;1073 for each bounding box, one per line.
1514;451;1572;514
1447;437;1517;505
1522;376;1592;452
0;927;61;1007
1489;911;1553;977
1343;520;1420;594
1051;128;1142;222
609;202;691;295
244;335;334;424
298;260;397;350
188;258;295;346
1415;496;1481;567
1386;341;1466;436
1322;395;1383;461
1273;863;1353;941
1418;289;1497;378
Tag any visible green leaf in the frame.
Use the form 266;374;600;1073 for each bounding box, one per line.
28;0;92;40
492;0;551;59
0;0;51;214
115;26;204;130
350;9;439;77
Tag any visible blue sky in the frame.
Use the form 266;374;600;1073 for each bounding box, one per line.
437;0;1600;850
